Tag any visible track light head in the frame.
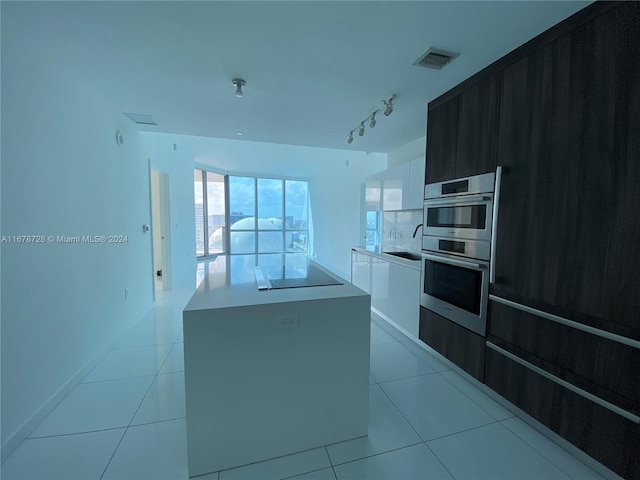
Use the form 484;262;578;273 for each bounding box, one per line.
369;112;377;128
232;78;246;97
347;131;354;144
358;122;365;136
383;97;394;116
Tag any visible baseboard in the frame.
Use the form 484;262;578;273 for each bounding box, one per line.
0;305;153;463
373;314;625;480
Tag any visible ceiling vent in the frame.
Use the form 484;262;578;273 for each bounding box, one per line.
413;48;459;70
123;113;157;125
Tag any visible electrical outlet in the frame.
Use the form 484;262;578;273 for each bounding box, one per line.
276;313;299;329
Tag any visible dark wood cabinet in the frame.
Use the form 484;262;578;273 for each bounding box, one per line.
485;345;640;480
487;300;639;411
425;97;458;184
455;74;501;179
493;34;574;310
493;1;640;336
419;307;485;381
425;74;500;184
562;3;640;332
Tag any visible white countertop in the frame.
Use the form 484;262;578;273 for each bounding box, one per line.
352;246;422;270
185;254;369;312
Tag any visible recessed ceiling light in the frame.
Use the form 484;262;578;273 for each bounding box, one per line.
235;131;243;136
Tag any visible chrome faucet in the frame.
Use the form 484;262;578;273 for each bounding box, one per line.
412;224;423;238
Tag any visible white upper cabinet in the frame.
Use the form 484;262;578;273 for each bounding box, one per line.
365;176;382;211
365;157;425;211
407;157;426;210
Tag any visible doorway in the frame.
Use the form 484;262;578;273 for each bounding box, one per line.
150;165;172;299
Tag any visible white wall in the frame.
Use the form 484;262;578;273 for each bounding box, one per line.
140;134;198;289
310;152;386;278
1;27;154;457
387;135;426;168
141;134;386;280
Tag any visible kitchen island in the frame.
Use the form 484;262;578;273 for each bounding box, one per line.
183;254;371;477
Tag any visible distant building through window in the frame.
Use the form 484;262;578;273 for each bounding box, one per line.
194;170;309;257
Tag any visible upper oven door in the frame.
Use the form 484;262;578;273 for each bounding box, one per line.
423;194;493;241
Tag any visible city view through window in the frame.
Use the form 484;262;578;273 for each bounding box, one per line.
195;169;309;257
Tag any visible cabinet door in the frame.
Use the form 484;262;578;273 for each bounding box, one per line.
351;251;371;293
494;3;640;334
370;257;389;316
494;35;574;308
365;176;382;211
561;3;640;331
381;165;406;211
388;263;420;337
455;74;501;178
425;97;458;184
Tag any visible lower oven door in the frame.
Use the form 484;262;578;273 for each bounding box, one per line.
420;251;489;336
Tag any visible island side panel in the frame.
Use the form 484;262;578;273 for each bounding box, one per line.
183;294;371;476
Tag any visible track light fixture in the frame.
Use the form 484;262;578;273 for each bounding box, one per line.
383;96;394;116
345;95;395;144
232;78;246;97
369;111;377;128
347;131;354;144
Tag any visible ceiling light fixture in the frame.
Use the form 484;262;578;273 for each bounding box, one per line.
232;78;246;98
347;131;354;144
383;96;394;116
369;111;377;128
345;95;395;145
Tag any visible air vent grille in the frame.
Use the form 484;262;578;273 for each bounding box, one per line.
123;112;157;125
413;48;459;70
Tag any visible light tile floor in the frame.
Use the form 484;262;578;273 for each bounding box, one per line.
1;289;611;480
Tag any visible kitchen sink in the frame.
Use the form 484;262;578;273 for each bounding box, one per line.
383;251;421;261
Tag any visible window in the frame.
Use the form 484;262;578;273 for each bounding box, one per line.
194;169;226;257
195;171;309;257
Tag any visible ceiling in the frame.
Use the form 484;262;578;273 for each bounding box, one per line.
2;1;592;154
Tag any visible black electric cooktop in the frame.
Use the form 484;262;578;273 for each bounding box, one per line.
255;264;342;290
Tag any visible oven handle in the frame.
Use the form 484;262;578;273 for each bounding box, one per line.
490;166;503;284
423;194;492;207
421;252;486;270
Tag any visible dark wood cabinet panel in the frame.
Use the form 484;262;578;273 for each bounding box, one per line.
562;2;640;331
425;97;458;183
488;300;640;409
494;2;640;333
419;307;485;381
485;346;640;480
455;74;501;179
494;34;575;309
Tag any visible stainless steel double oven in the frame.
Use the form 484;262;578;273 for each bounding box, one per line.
420;170;501;336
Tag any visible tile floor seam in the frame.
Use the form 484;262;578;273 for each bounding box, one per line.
374;376;434;443
130;415;187;428
423;441;458;480
329;441;425;469
127;371;159;428
437;371;517;422
279;465;334;480
423;419;501;444
98;426;128;480
75;373;157;387
373;370;439;386
499;419;603;480
26;425;127;441
156;342;179;375
80;373;161;385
